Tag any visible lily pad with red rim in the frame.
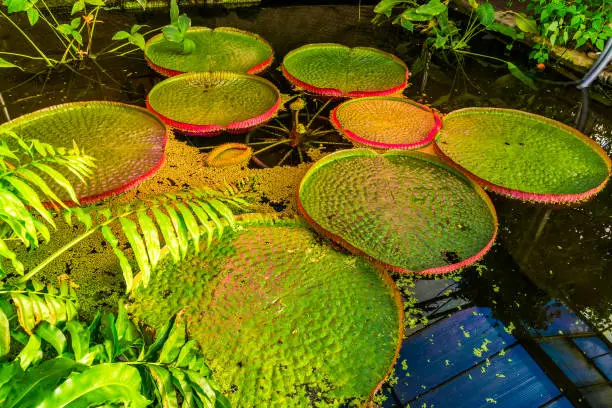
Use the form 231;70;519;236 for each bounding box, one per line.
298;149;498;275
205;143;252;167
282;43;409;97
146;72;281;136
331;97;442;149
434;108;612;204
130;215;403;407
0;101;168;205
144;27;274;77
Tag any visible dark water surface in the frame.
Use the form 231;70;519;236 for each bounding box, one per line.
1;3;610;344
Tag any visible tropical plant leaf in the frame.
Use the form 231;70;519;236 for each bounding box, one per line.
507;62;537;90
147;365;178;407
0;57;23;71
476;2;495;27
0;308;10;357
17;334;42;370
36;363;150;408
34;322;66;355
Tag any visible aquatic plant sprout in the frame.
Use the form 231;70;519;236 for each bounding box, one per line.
435;108;612;204
144;26;274;76
130;215;403;406
298;149;498;275
146;72;281;136
0;101;168;205
282;43;409;97
205;143;253;167
331;96;442;149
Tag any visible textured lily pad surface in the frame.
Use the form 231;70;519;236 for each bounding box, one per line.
131;217;402;407
0;102;168;204
145;27;273;76
298;149;497;275
331;97;441;149
435;108;612;203
146;72;281;136
282;44;409;97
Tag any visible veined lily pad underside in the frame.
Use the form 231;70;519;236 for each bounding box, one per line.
144;26;274;77
435;108;612;204
130;216;403;407
298;149;498;275
282;43;409;97
146;72;281;136
0;101;168;205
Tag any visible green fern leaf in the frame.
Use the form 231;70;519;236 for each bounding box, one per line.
175;203;200;254
136;211;161;269
118;218;151;287
151;208;180;263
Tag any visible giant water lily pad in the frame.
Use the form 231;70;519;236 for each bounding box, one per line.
331;97;441;149
0;101;168;205
282;44;409;97
298;149;498;275
130;216;402;407
146;72;281;136
435;108;612;203
144;27;274;77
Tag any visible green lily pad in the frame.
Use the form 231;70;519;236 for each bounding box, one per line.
435;108;612;203
130;216;402;407
298;149;497;275
331;97;441;149
146;72;281;136
0;101;168;205
144;27;274;76
282;43;409;97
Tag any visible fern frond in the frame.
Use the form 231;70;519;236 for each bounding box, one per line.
20;188;250;291
0;278;79;356
0;130;96;277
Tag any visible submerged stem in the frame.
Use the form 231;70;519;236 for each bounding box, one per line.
0;10;53;67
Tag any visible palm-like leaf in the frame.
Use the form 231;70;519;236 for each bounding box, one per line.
23;188;249;292
0;130;95;277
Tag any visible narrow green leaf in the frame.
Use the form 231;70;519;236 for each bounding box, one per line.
71;0;84;15
30;163;78;203
507;62;537;90
0;308;10;357
35;322;66;355
17;334;42;370
12;294;35;334
71;207;92;230
36;363;150;408
199;202;223;240
3;175;54;227
152;208;180;263
169;368;194;408
175;203;200;254
208;199;235;230
0;57;23;71
137;211;161;269
65;320;90;362
169;0;179;24
175;339;199;368
143;314;177;362
514;12;537;33
114;248;134;293
158;314;186;364
147;365;178;408
164;206;189;258
185;370;216;407
119;218;151;287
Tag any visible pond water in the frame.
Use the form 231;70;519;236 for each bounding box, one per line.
1;3;611;406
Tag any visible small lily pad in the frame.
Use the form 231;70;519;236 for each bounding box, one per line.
205;143;252;167
298;149;498;275
145;26;274;76
146;72;281;136
0;101;168;205
282;43;409;97
130;216;402;406
331;97;441;149
435;108;612;203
